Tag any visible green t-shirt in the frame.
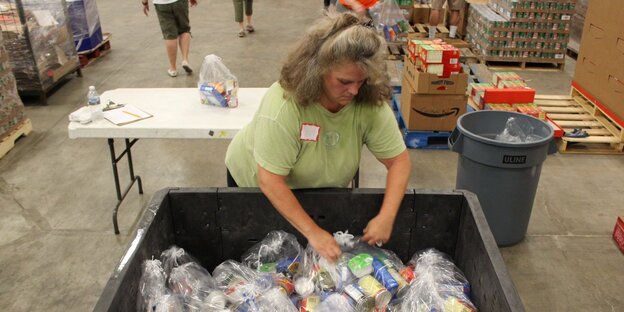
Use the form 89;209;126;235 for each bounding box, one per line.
225;82;406;188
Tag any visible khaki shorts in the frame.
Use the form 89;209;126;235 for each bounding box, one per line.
431;0;466;10
155;0;190;40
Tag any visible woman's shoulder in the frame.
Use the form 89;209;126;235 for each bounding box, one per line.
257;82;301;122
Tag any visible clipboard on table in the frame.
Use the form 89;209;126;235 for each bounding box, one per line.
103;104;153;126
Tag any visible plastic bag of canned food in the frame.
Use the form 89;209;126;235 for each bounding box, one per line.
198;54;239;108
212;259;298;311
398;249;476;312
241;230;303;276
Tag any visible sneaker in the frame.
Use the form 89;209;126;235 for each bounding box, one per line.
245;25;255;33
182;61;193;74
167;69;177;77
565;128;589;138
238;29;246;37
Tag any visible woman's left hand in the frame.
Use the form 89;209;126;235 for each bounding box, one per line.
362;213;394;246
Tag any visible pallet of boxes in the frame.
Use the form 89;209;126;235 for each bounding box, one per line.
466;0;575;70
467;72;564;137
399;38;468;148
0;32;31;159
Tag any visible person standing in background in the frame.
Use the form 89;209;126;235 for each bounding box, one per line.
142;0;197;77
428;0;465;39
234;0;254;38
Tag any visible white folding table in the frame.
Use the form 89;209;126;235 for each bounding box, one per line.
68;88;266;234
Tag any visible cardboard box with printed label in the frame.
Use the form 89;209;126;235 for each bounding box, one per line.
403;56;468;94
400;75;467;131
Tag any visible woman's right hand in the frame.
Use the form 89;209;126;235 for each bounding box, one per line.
307;227;342;262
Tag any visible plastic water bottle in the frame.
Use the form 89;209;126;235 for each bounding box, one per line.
87;86;102;120
87;86;100;105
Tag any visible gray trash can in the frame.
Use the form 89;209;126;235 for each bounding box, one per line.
448;111;557;246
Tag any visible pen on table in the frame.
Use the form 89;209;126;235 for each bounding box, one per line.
123;110;141;118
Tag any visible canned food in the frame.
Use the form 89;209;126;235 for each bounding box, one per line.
358;275;392;309
343;283;376;311
299;295;321;312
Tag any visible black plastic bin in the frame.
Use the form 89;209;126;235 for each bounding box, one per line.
93;188;525;312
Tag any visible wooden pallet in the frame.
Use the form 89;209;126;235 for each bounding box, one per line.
386;43;407;60
78;32;112;68
533;95;624;154
411;23;449;39
481;57;565;72
0;118;32;159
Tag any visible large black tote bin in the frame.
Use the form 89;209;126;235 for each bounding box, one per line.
93;188;525;312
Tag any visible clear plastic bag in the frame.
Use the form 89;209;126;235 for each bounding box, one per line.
160;246;198;276
198;54;239;108
241;230;303;277
293;246;342;297
399;248;477;312
152;294;185;312
137;259;168;312
372;0;411;42
168;262;218;311
212;260;274;307
496;117;543;143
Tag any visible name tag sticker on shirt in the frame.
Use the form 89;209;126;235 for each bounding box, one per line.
300;123;320;142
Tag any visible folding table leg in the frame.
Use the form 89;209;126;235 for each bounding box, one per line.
108;138;143;234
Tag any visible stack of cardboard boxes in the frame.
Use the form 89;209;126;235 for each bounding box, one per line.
468;72;545;120
401;38;468;131
0;31;27;146
466;1;575;63
573;0;624;125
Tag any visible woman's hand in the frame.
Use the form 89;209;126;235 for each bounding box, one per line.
307;227;342;262
362;213;394;246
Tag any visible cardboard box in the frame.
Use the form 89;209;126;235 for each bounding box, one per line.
403;56;468;94
482;88;536;105
613;217;624;254
413;4;431;24
400;75;467;131
572;0;624;124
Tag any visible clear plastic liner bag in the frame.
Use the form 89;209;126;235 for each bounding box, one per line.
241;230;303;277
496;117;543;143
212;260;274;307
161;245;198;276
198;54;239;108
137;259;168;312
152;294;185;312
399;248;477;311
168;262;219;311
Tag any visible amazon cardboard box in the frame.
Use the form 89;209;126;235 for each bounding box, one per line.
400;75;467;131
403;56;468;94
573;0;624;123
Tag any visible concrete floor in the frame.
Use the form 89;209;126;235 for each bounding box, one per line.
0;0;622;311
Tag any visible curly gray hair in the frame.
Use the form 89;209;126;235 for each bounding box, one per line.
279;13;391;106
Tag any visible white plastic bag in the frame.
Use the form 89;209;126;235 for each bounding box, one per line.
198;54;239;108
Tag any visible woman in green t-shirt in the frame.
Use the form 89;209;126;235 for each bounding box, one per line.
225;13;411;261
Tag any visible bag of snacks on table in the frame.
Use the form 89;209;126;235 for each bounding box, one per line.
198;54;238;108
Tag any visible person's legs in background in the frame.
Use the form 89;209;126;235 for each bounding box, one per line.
324;0;330;10
244;0;254;33
155;3;179;77
428;0;444;38
175;0;192;73
233;0;245;37
447;0;465;38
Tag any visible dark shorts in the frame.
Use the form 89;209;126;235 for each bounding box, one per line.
155;0;190;39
